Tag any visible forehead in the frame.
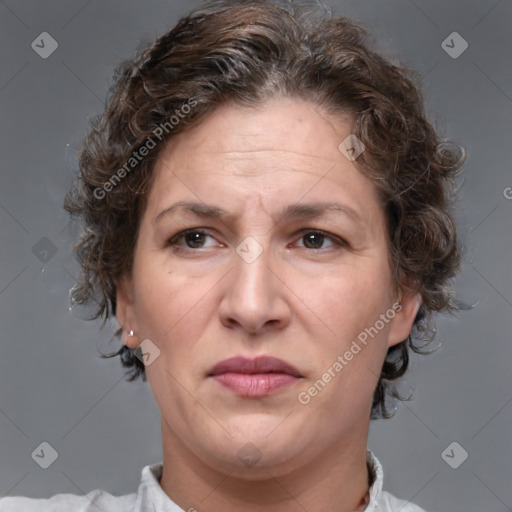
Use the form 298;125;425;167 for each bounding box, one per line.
164;98;353;161
144;98;384;228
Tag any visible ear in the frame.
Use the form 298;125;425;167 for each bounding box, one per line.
387;289;422;347
116;273;139;349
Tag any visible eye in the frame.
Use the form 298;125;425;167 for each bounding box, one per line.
167;229;219;251
294;230;346;250
166;228;347;253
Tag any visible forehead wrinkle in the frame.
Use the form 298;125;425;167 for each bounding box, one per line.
201;148;336;162
190;155;340;180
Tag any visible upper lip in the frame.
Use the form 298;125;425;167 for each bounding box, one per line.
208;356;302;378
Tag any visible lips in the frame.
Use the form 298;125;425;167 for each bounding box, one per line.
207;356;303;397
208;356;302;378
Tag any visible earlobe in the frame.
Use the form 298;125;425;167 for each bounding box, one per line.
387;291;421;347
116;274;139;349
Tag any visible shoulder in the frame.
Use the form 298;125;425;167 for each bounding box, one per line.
377;489;429;512
0;490;137;512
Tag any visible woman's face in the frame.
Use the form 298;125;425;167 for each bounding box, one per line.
117;98;418;477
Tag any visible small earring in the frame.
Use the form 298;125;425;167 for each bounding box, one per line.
128;330;135;337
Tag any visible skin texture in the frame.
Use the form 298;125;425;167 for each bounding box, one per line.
116;98;420;512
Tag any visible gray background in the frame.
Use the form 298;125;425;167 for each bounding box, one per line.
0;1;511;511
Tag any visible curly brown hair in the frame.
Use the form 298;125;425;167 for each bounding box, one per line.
63;0;466;419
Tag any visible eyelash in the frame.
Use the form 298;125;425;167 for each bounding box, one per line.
166;228;347;253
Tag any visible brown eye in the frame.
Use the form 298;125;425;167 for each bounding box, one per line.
296;230;346;250
182;231;207;248
302;232;327;249
167;229;216;250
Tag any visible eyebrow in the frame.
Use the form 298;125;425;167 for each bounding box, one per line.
154;200;364;226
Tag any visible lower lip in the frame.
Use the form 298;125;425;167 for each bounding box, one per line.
211;372;299;397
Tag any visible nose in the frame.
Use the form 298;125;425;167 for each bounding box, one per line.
218;240;292;335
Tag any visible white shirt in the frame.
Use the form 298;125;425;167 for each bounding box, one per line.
0;451;428;511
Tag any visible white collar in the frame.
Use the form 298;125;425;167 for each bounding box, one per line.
136;449;385;511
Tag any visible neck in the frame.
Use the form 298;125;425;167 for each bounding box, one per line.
159;421;371;512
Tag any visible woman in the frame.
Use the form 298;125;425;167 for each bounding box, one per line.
0;0;464;510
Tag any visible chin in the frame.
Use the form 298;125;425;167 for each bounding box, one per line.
205;443;301;480
199;421;305;473
227;416;304;451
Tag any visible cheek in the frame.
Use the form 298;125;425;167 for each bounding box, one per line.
132;260;218;392
137;270;211;418
303;271;394;385
308;270;391;334
132;251;211;338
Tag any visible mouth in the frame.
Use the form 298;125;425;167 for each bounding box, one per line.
207;356;303;397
